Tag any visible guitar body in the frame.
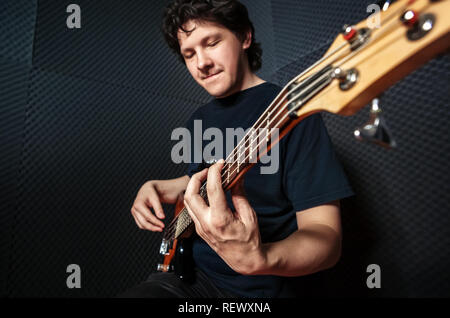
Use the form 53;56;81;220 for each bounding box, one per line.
157;195;195;282
173;234;195;283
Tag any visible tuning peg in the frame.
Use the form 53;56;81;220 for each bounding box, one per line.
342;24;357;41
375;0;397;12
332;67;359;91
401;10;419;27
353;98;397;149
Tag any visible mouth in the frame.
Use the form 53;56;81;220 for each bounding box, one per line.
202;71;222;81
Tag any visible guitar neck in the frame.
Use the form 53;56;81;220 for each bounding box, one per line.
170;87;308;240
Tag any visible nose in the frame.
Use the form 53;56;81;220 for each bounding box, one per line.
196;50;213;71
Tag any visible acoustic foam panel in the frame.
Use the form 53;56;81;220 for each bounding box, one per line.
33;0;211;104
241;0;277;80
0;57;31;297
0;0;37;64
7;66;200;296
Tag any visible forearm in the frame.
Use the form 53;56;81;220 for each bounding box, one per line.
153;175;190;203
253;223;342;277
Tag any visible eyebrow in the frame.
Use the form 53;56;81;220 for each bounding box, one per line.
180;32;221;54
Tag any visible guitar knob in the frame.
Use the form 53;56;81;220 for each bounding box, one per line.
354;98;397;149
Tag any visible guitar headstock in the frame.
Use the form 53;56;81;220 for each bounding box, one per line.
288;0;450;119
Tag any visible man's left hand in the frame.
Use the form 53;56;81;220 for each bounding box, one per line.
183;159;267;275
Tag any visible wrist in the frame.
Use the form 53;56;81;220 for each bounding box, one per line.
247;243;276;275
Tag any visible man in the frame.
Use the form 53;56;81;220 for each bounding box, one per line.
120;0;354;298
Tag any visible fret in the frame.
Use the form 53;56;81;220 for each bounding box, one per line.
237;156;240;173
244;134;250;164
249;128;257;162
238;143;244;173
175;209;188;238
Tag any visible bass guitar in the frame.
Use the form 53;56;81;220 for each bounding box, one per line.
157;0;450;280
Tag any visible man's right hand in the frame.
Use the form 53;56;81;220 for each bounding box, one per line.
130;176;190;232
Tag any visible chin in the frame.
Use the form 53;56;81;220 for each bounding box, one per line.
206;83;237;98
204;85;228;98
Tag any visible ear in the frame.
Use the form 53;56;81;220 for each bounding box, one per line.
242;29;252;50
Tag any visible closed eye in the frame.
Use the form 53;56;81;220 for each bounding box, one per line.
183;40;220;59
208;40;220;47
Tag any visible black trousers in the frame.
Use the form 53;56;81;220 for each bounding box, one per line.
117;268;238;298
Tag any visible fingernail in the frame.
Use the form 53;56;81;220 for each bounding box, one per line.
218;159;225;164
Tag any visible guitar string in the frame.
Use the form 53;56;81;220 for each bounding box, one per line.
163;0;414;240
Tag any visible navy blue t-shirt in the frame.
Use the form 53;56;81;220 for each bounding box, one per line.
184;82;354;297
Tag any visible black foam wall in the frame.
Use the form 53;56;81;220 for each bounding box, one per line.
0;0;449;297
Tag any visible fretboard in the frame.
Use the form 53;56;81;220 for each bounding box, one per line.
168;86;295;240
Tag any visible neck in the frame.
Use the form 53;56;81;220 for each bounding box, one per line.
240;72;266;91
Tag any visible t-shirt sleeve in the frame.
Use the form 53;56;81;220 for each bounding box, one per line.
282;113;354;212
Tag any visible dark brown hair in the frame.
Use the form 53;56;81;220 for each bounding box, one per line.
161;0;262;71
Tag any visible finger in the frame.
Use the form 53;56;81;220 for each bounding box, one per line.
230;177;246;204
131;209;144;229
184;198;207;238
134;210;163;232
230;177;255;225
134;205;165;229
185;168;209;214
206;159;228;212
146;192;165;219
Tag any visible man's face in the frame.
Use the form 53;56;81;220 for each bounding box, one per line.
177;20;251;98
